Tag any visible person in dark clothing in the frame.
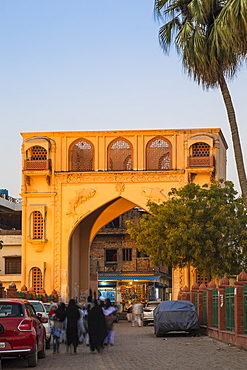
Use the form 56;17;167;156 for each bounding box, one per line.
88;299;107;354
65;299;80;354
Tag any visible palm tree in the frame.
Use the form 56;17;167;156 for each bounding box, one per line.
154;0;247;206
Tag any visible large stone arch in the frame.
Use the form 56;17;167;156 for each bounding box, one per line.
20;129;227;302
68;196;142;300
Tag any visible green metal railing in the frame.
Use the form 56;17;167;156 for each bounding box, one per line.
194;293;198;312
225;286;234;332
202;291;207;325
243;284;247;334
212;289;218;328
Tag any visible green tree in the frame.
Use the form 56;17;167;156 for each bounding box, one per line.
127;181;247;278
154;0;247;206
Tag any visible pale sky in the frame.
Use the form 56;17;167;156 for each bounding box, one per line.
0;0;246;198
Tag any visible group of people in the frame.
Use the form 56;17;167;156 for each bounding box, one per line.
48;297;117;355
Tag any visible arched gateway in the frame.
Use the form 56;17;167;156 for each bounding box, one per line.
21;129;227;301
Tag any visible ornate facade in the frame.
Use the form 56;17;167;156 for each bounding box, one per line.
21;129;227;302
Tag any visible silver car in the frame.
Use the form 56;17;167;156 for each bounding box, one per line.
143;301;160;326
30;300;52;349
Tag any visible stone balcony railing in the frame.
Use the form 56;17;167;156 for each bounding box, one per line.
23;159;51;171
187;156;214;168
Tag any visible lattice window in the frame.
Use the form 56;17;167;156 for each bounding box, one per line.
159;153;171;170
108;138;133;171
146;137;171;170
30;146;47;160
31;267;43;293
70;139;94;171
5;257;21;274
191;142;210;157
32;211;44;239
196;272;208;287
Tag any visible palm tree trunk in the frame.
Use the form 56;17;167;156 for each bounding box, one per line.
219;75;247;207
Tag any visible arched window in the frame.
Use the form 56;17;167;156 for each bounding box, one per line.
188;142;211;167
32;211;44;239
30;146;47;160
191;142;210;157
31;267;43;293
69;139;94;171
108;138;133;171
146;137;171;170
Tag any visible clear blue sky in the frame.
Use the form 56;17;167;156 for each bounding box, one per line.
1;0;246;198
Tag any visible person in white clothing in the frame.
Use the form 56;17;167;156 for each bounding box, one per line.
102;298;117;346
132;302;143;327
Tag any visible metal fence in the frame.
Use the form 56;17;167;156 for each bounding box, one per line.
212;289;218;328
225;286;234;332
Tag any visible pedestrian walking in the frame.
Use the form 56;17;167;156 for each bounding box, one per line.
51;302;66;354
102;298;117;346
132;302;143;327
65;299;80;354
78;304;86;343
126;302;133;322
83;296;94;346
88;299;107;354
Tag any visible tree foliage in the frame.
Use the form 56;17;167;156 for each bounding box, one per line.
127;181;247;278
154;0;247;207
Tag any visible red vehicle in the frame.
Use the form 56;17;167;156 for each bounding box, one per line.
0;298;46;367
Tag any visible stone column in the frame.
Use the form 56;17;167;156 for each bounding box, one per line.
234;270;247;335
190;283;199;307
206;281;216;328
7;282;17;298
181;286;190;301
198;283;207;325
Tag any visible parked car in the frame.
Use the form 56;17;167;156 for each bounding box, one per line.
29;301;51;349
143;301;161;326
0;298;46;367
43;303;51;314
154;300;200;337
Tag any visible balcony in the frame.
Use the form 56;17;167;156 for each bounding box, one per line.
23;159;51;171
187;156;214;168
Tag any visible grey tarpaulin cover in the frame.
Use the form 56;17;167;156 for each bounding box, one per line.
154;300;199;336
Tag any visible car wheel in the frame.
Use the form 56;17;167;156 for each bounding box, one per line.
38;342;46;359
46;336;51;349
28;343;38;367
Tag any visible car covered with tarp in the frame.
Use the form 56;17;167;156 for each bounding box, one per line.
154;300;199;336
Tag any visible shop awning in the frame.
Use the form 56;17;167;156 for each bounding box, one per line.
98;276;161;281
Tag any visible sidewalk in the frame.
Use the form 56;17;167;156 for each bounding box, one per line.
2;321;247;369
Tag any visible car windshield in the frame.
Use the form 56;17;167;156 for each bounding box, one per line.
0;304;24;317
44;305;50;313
31;302;45;312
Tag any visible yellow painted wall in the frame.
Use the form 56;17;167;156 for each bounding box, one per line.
21;129;227;302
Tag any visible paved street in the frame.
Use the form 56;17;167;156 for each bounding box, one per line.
1;321;247;369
